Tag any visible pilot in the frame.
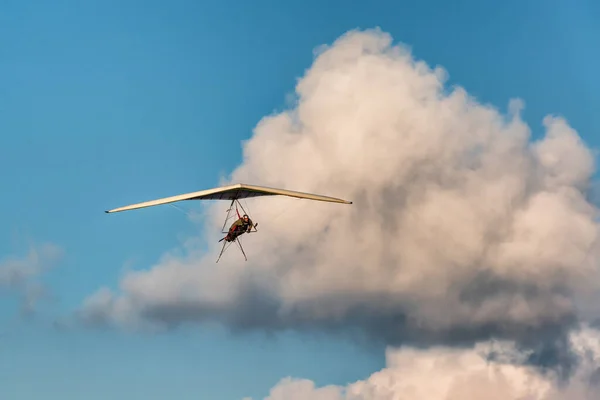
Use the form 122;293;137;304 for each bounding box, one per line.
226;214;253;241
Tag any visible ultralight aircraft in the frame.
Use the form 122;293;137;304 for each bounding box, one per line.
105;183;352;262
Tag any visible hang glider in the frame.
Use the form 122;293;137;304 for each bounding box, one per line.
105;183;352;262
105;183;352;213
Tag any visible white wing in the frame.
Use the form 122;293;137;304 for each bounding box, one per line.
105;183;352;213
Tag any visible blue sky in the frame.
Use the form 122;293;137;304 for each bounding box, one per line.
1;0;599;399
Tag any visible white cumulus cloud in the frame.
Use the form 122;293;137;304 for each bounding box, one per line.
81;28;600;374
0;242;63;314
257;327;600;400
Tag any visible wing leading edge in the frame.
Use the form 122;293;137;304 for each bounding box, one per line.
105;183;352;213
